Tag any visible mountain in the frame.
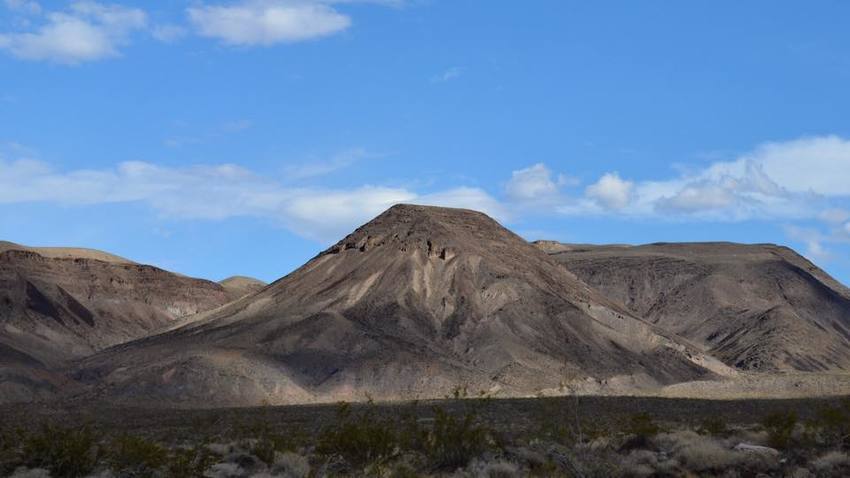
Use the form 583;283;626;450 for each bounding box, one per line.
536;241;850;372
75;205;730;407
219;276;267;300
0;241;237;402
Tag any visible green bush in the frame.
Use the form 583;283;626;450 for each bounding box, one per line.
316;402;399;467
108;434;167;476
22;424;100;478
627;413;660;439
698;417;728;437
815;403;850;448
422;407;493;469
0;428;24;475
762;411;797;449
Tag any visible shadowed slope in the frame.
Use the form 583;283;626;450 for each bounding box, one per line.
0;242;238;403
537;242;850;372
76;205;729;407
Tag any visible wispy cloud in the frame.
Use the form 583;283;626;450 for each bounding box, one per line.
151;24;186;43
283;148;373;180
785;224;832;261
431;66;463;83
164;119;253;148
4;134;850;255
0;152;503;242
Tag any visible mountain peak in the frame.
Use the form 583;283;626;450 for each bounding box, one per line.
324;203;516;259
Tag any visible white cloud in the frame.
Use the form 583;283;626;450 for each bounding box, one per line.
739;136;850;196
544;135;850;222
646;136;850;218
585;172;634;210
0;156;503;243
0;1;147;64
188;1;352;46
283;186;415;240
431;66;463;83
4;0;41;15
505;163;559;202
655;183;735;213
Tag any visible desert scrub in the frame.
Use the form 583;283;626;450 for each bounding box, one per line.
0;428;24;475
814;401;850;449
21;424;100;478
108;434;168;476
698;416;728;437
762;410;797;449
316;402;399;467
249;427;307;466
421;406;494;470
627;413;660;439
166;445;217;478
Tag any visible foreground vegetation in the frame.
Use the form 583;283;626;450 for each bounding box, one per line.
4;396;850;476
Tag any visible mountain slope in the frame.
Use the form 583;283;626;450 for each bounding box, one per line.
219;276;267;300
536;242;850;372
76;205;729;407
0;242;237;402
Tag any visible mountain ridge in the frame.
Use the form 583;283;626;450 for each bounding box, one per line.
73;205;730;407
536;241;850;372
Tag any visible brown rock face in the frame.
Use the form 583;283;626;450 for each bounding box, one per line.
0;242;235;402
76;205;726;407
537;242;850;372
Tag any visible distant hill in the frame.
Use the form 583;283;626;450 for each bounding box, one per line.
0;241;236;403
219;276;267;300
536;241;850;372
74;205;729;407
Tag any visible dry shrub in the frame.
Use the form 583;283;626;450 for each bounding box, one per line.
204;461;244;478
657;430;778;474
269;451;310;478
167;445;217;478
812;451;850;476
9;468;51;478
464;458;521;478
108;434;167;475
620;450;658;478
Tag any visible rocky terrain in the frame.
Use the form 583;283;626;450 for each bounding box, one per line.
0;241;246;403
4;206;850;409
537;241;850;372
73;205;730;407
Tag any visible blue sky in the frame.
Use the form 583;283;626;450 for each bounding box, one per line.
2;1;850;284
